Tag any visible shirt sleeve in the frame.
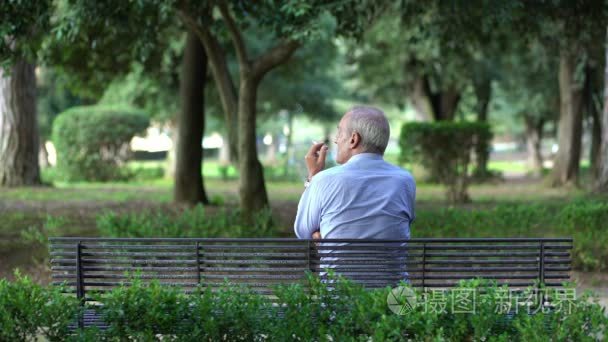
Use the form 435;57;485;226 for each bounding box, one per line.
294;179;323;239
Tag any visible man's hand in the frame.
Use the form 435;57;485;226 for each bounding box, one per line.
312;230;321;246
304;142;328;179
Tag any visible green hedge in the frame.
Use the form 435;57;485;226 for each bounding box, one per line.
400;122;492;203
52;105;149;182
0;273;79;341
414;200;608;271
96;205;278;238
1;275;605;341
95;200;608;271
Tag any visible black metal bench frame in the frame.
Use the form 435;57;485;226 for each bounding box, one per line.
49;237;573;329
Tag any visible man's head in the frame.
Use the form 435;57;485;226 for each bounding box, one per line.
333;106;390;164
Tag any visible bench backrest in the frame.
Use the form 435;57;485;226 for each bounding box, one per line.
49;237;572;301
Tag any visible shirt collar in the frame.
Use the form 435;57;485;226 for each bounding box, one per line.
346;153;383;164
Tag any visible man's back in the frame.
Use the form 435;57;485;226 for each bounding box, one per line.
294;153;416;239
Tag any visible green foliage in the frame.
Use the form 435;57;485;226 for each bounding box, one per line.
37;68;89;140
52;105;150;182
129;165;165;181
414;200;608;271
0;273;606;340
0;0;52;67
98;58;182;123
0;272;80;341
400;121;493;203
95;278;191;340
558;201;608;271
45;276;608;340
46;0;180;97
96;205;276;238
188;284;268;340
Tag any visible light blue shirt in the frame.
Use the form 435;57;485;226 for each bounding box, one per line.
294;153;416;240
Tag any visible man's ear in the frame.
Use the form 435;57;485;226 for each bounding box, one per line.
349;131;361;148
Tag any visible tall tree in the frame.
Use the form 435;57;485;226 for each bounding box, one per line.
0;1;51;186
257;32;341;178
178;3;298;215
533;2;607;187
179;1;382;216
493;37;559;177
596;26;608;192
550;49;586;187
174;31;209;204
0;59;40;186
51;1;212;205
351;8;468;122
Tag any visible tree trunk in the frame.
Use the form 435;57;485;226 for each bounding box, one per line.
595;27;608;192
550;51;584;187
179;7;298;215
585;63;603;180
473;77;492;177
409;76;435;121
173;31;209;205
524;114;545;177
0;59;41;186
408;75;460;122
182;14;239;163
438;86;460;121
238;78;269;216
590;99;602;179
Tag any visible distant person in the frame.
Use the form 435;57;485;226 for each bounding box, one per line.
294;106;416;285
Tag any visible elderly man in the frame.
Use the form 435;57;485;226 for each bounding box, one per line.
294;105;416;240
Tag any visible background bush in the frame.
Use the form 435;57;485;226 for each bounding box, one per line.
400;122;493;203
28;198;606;271
96;205;277;238
52;105;149;182
413;199;608;271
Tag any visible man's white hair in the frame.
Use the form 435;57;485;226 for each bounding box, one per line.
346;106;390;155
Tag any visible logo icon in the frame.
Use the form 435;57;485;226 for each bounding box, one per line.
387;286;417;315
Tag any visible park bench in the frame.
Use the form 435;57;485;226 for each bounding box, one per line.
49;237;573;329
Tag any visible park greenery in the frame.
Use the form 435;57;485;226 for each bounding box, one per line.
399;122;493;202
1;1;608;339
1;0;608;204
1;274;606;341
52;106;150;182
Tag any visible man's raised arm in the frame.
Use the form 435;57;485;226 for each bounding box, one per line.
294;142;327;239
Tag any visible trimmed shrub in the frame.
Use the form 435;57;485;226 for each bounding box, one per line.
400;121;492;203
0;272;80;341
96;205;277;238
413;200;608;271
95;279;192;340
52;105;149;182
558;200;608;271
78;275;607;341
0;274;606;340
